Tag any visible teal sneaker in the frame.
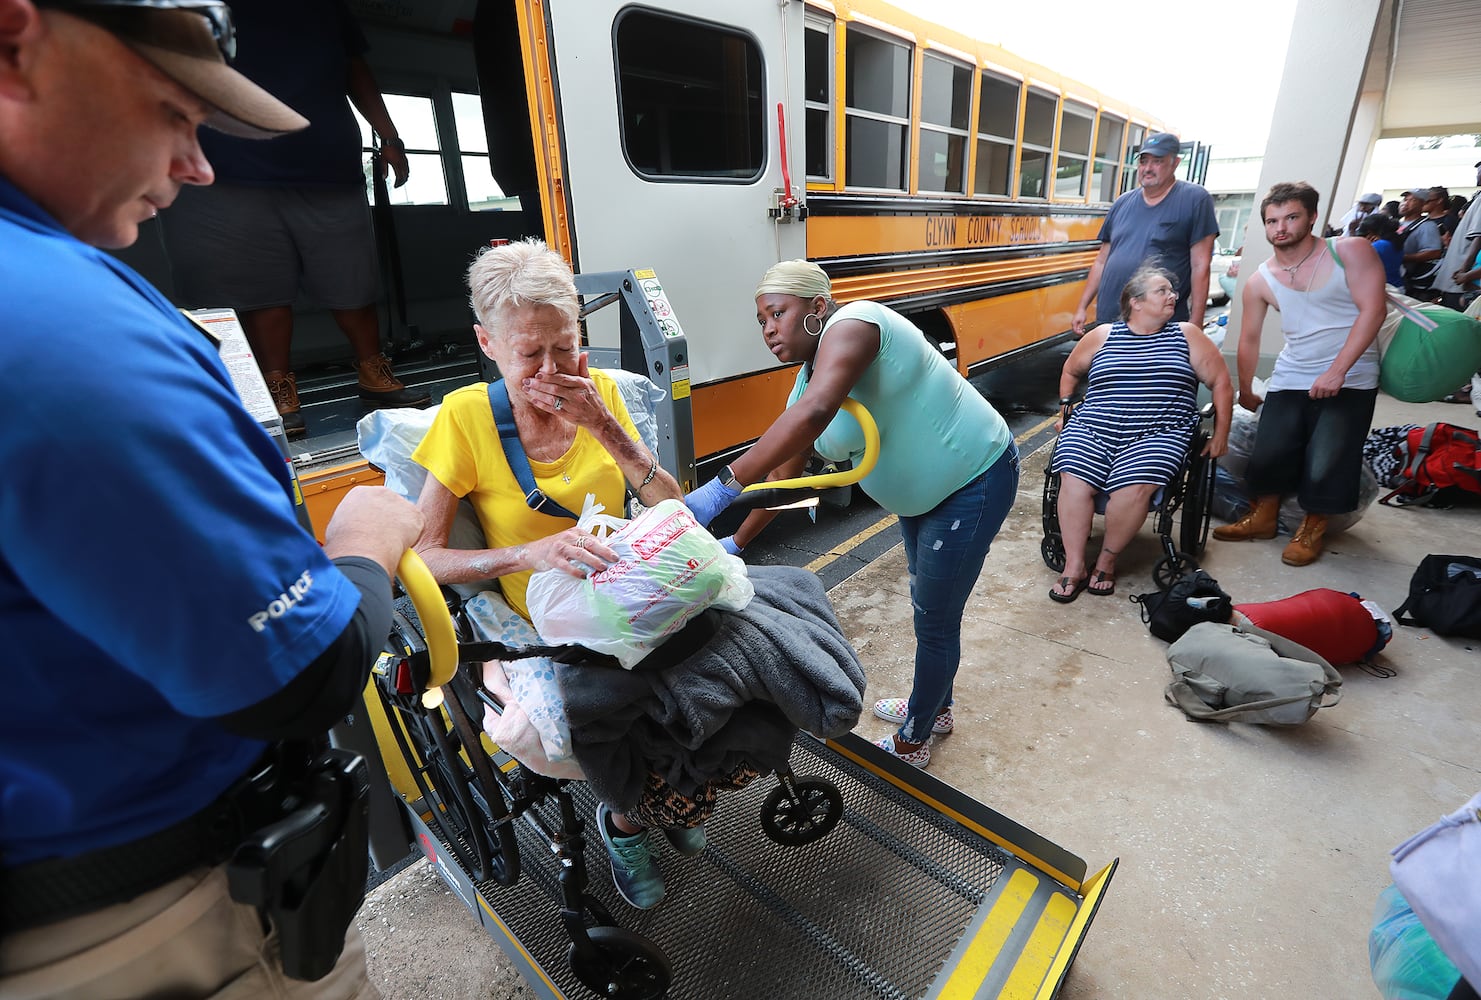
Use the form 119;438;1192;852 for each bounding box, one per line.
596;804;666;909
662;824;707;857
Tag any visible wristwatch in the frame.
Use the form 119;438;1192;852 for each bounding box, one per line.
381;136;406;152
719;464;743;492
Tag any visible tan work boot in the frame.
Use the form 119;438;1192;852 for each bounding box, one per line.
1213;495;1280;541
1282;514;1328;566
356;352;431;408
264;369;307;438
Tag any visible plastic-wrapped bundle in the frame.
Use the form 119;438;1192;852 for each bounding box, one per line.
1369;883;1461;1000
527;498;754;669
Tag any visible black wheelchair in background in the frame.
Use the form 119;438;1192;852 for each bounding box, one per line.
1040;403;1217;589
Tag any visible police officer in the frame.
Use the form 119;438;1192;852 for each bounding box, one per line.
0;2;421;996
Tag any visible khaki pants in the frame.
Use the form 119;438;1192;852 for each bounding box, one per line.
0;866;378;1000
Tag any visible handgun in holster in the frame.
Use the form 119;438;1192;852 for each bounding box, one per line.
226;747;371;981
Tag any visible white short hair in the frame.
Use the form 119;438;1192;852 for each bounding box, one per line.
467;238;579;331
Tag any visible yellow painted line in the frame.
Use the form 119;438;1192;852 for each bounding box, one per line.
1001;892;1077;999
807;513;899;573
937;869;1038;998
810;415;1060;578
475;894;565;995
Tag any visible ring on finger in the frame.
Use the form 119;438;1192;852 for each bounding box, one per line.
574;534;587;549
554;397;564;411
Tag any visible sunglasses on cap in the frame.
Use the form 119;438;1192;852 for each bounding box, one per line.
45;0;237;60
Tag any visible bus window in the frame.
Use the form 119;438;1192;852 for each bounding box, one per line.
1122;123;1146;193
1018;89;1056;199
844;28;911;190
1092;114;1124;202
804;17;833;181
1055;101;1093;200
614;10;764;181
453;92;518;212
974;72;1018;198
918;53;971;195
354;94;449;206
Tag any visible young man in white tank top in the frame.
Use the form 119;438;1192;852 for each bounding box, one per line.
1214;181;1386;565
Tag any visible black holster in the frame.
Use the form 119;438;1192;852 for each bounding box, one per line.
226;748;371;982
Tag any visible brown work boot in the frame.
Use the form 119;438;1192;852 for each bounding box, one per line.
264;369;307;438
355;352;431;408
1281;514;1328;566
1212;495;1280;541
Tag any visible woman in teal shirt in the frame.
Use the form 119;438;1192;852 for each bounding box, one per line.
686;260;1018;768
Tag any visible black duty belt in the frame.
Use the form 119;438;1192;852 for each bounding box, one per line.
0;744;309;933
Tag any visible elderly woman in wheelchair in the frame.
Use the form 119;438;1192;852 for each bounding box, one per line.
1047;266;1232;603
410;239;717;910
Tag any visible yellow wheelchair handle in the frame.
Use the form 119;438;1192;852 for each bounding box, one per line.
395;549;458;706
739;398;879;494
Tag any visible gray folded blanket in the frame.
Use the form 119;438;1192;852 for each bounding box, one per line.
556;564;866;811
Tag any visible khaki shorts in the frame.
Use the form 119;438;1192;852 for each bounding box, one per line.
0;865;378;1000
160;182;380;312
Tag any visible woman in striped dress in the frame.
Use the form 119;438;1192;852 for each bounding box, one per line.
1049;266;1232;602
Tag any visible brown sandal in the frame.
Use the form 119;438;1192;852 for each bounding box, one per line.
1049;575;1089;603
1087;569;1116;596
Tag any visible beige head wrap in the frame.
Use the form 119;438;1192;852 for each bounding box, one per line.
755;259;832;300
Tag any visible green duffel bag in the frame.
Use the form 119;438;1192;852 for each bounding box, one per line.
1379;296;1481;403
1164;621;1342;725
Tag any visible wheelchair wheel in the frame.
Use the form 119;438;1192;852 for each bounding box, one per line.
1179;446;1217;558
1153;552;1199;590
568;926;671;1000
761;777;844;845
1040;535;1066;573
1041;446;1067;571
442;673;522;887
380;688;497;883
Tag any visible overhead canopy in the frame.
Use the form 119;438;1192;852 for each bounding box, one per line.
1372;0;1481;138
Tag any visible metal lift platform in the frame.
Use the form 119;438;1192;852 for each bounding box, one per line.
403;730;1116;1000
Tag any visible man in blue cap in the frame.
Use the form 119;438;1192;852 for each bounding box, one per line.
1072;131;1219;336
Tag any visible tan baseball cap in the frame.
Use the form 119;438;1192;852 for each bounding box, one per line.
44;1;308;139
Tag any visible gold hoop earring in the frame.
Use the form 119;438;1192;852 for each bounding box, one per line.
803;313;823;337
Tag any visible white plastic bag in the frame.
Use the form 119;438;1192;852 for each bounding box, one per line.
525;497;754;668
355;405;440;501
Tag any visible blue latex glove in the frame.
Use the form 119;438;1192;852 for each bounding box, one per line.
685;475;742;527
719;536;744;557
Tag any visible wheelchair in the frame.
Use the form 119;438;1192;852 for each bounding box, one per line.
373;557;851;1000
1040;403;1217;590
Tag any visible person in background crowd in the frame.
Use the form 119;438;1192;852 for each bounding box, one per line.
1335;191;1383;237
1357;213;1404;290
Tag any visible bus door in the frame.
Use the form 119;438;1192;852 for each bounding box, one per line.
543;1;807;462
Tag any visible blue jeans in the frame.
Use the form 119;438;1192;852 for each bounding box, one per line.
895;444;1019;743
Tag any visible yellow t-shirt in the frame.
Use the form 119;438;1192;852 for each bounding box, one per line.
412;370;640;620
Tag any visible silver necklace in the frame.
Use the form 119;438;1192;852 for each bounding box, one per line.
1277;240;1318;278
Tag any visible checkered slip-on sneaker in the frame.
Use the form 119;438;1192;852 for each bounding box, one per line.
871;698;954;735
873;733;931;768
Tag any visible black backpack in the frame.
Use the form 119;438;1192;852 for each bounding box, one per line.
1132;570;1234;643
1393;554;1481;638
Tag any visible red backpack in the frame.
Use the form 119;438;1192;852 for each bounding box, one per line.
1380;422;1481;507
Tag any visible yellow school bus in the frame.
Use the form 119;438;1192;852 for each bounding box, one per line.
136;0;1166;522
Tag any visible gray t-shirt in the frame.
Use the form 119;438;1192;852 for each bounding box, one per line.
1095;180;1219;324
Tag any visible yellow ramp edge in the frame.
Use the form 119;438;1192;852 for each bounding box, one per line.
937;869;1039;998
1001;893;1076;999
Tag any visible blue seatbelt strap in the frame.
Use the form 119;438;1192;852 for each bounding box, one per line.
487;380;581;521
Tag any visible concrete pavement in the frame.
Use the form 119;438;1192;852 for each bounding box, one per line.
359;389;1480;999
